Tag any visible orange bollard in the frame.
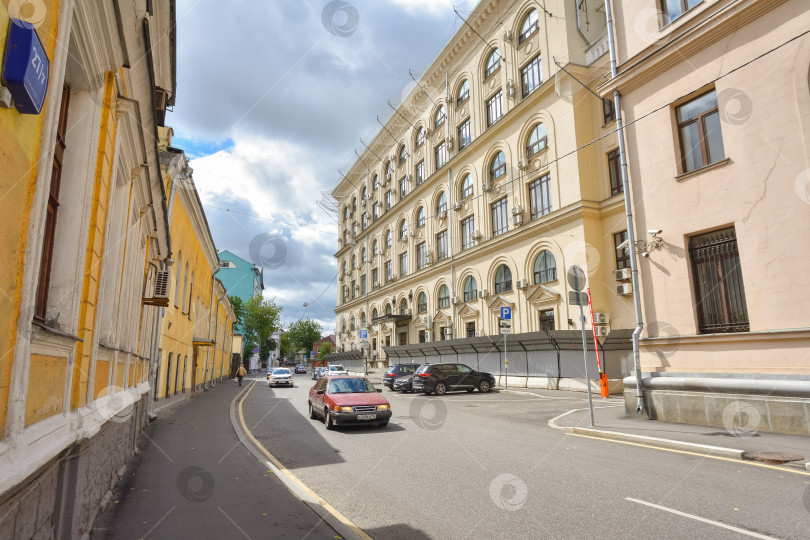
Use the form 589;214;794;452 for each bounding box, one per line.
599;372;609;398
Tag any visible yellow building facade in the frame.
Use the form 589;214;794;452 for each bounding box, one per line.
0;1;177;537
155;128;235;403
334;0;633;379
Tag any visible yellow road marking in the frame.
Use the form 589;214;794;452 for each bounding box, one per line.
567;433;810;476
237;384;373;540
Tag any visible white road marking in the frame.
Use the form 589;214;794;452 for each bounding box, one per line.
625;498;778;539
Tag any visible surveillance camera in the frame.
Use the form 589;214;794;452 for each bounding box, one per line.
648;229;662;235
642;251;650;258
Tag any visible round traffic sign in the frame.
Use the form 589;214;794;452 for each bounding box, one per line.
567;265;586;292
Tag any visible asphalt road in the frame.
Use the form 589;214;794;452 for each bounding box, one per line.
242;373;810;540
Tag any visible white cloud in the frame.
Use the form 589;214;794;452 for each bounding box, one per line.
387;0;457;18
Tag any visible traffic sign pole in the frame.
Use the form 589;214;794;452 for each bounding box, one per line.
568;266;595;427
586;288;609;398
499;307;512;390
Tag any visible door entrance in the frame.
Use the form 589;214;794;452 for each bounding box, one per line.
398;332;407;346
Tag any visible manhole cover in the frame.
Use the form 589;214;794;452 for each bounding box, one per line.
754;452;804;464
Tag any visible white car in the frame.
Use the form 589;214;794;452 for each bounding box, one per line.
268;367;294;387
327;364;349;376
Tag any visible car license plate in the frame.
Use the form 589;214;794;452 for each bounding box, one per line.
357;414;376;420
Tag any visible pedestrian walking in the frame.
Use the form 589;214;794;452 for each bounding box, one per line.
236;364;247;386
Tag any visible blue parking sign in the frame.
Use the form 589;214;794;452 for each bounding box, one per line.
500;307;511;320
359;329;368;339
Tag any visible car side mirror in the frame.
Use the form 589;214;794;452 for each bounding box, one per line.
317;390;325;395
376;389;382;393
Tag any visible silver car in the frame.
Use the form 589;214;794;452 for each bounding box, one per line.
268;367;293;387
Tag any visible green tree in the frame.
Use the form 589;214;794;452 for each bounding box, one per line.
241;295;282;360
317;341;334;359
229;295;245;325
287;318;322;356
279;333;293;359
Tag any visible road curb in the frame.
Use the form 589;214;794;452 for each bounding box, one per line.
548;407;746;460
228;380;372;540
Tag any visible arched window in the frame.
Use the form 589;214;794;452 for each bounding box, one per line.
519;9;538;43
386;303;392;315
385;229;392;248
417;292;427;313
490;151;506;181
361;312;367;326
372;238;379;255
373;174;380;190
460;174;473;199
343;206;350;221
399;145;407;163
438;284;450;308
361;247;367;263
342;260;347;275
351;254;356;269
400;299;408;315
372;308;378;319
385;161;394;178
361;186;367;200
527;123;548;157
463;276;478;302
434;105;446;129
416;127;425;147
436;192;447;214
457;79;469;104
352;197;357;214
416;207;426;228
341;318;347;333
494;264;513;293
533;250;557;284
399;220;408;239
485;49;501;78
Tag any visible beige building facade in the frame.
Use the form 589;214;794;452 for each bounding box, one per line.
603;0;810;433
334;1;635;374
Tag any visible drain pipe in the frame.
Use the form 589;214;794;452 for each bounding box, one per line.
604;0;645;414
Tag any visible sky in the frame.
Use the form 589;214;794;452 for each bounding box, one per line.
168;0;480;333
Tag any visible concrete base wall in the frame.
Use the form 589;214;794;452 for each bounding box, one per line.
0;396;148;539
496;376;624;394
624;388;810;436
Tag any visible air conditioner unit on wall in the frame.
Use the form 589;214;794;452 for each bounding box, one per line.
516;279;528;289
454;202;463;211
482;182;492;192
154;270;170;298
438;209;448;219
451;296;461;305
615;268;631;281
616;283;633;296
517;160;527;170
473;231;482;240
595;326;610;337
594;312;609;325
478;289;488;299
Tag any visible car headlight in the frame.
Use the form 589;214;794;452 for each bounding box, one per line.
376;404;390;411
336;406;353;413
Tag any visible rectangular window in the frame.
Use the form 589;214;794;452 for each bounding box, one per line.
540;310;555;332
457;119;471;151
415;161;425;185
435;141;447;171
486;90;503;127
528;174;552;219
399;176;408;199
372;268;379;289
419;330;426;343
385;261;392;282
603;98;616;124
676;89;725;173
607;149;622;196
466;322;476;338
417;243;427;270
614;231;630;270
689;227;749;333
521;55;542;98
661;0;703;25
399;252;408;277
362;212;369;230
461;216;475;250
351;280;356;300
385;190;393;211
491;197;509;236
436;230;448;261
373;202;380;220
361;274;367;295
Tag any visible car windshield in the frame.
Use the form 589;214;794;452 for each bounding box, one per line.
415;365;429;374
273;369;291;375
327;378;376;393
329;365;345;371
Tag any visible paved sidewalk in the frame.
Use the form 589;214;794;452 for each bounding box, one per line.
540;393;810;471
91;378;340;540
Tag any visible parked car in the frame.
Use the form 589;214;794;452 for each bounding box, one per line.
308;376;392;429
268;367;294;387
412;363;495;395
295;365;307;374
383;363;420;390
327;364;349;376
312;366;327;380
392;373;414;393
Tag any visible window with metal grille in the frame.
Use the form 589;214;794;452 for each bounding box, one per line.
689;227;749;333
461;216;475;250
494;264;512;293
436;230;448;261
528;174;552;219
521;54;542;98
491;197;509;236
486;90;503;127
540;309;555;331
533;250;557;284
608;149;622;196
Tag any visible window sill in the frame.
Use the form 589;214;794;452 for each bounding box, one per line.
675;158;731;182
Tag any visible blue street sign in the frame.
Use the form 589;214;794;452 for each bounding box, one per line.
358;329;368;339
253;347;259;354
2;19;50;114
500;307;511;320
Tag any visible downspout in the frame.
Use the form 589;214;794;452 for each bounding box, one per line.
604;0;645;414
446;73;456;341
204;266;222;390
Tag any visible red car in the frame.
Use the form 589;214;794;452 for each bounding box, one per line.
308;376;392;429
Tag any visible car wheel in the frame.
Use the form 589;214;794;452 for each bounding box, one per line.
434;382;447;396
308;402;316;419
324;409;334;430
478;379;491;393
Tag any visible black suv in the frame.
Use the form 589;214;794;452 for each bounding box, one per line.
412;363;495;395
382;363;420;390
